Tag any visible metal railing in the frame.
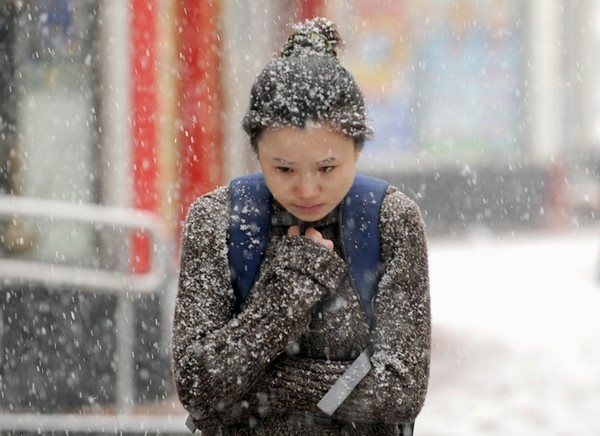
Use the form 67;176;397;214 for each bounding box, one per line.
0;195;184;433
0;412;189;434
0;195;167;293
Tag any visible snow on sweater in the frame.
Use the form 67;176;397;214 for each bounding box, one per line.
172;184;431;435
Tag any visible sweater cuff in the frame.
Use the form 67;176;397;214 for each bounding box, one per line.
270;235;348;292
265;356;346;412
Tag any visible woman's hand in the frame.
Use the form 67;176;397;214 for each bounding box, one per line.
288;225;334;251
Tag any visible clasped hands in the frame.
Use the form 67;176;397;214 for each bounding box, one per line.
287;225;334;251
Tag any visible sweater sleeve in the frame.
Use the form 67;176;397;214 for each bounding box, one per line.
171;187;348;427
337;188;431;422
242;188;431;424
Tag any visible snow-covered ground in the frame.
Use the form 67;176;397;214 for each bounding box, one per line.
418;226;600;435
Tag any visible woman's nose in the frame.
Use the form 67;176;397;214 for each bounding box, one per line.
295;175;319;199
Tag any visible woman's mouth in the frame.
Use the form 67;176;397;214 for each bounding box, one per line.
294;204;323;214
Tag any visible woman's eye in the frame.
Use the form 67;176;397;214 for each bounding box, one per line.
276;167;293;173
320;166;335;173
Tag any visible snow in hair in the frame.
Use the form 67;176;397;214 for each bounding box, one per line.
281;17;342;58
242;17;373;151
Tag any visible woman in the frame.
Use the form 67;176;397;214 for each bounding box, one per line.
172;17;431;435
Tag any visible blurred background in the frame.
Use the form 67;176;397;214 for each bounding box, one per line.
0;0;599;434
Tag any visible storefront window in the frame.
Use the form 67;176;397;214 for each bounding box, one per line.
7;0;100;264
328;0;525;162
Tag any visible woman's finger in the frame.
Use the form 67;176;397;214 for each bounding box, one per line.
322;239;334;251
305;228;334;251
287;225;301;236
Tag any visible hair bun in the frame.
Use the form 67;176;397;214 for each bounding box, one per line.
281;17;343;58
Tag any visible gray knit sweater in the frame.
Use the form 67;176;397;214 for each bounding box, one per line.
172;183;431;435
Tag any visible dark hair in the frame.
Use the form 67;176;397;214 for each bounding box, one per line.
242;17;372;152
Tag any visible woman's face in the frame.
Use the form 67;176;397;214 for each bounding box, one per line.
257;125;360;222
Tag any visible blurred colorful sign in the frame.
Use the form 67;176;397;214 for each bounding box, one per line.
329;0;416;157
328;0;524;160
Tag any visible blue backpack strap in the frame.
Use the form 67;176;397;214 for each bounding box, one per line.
228;172;272;315
340;174;389;330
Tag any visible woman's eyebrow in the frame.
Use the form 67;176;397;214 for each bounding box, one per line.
272;157;296;165
316;157;337;164
272;156;338;165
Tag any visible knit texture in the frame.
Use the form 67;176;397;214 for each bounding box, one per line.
172;183;431;435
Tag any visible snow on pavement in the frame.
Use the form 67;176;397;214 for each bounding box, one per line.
418;226;600;435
